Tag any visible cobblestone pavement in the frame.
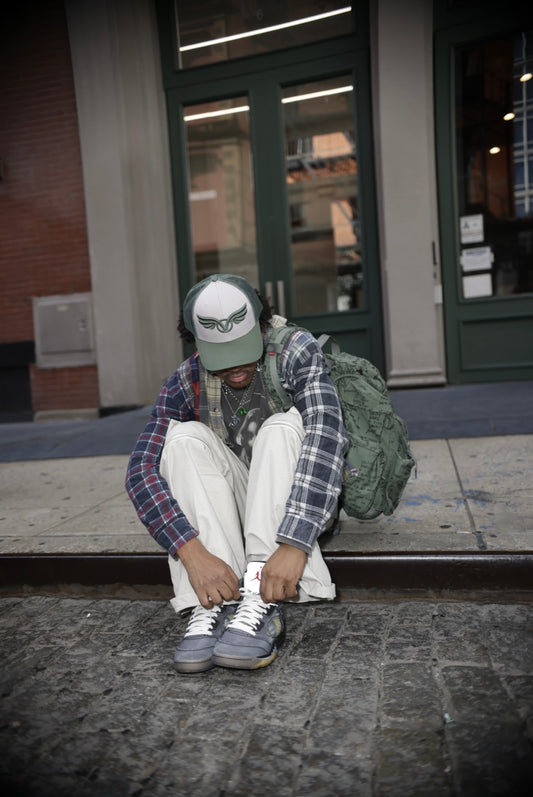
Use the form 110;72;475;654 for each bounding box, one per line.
1;596;532;797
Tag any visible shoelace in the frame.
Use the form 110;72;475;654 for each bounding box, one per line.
184;605;221;637
227;590;274;634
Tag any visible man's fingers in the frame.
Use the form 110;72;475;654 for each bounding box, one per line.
282;581;298;599
200;593;214;609
217;582;239;602
261;576;297;603
199;575;240;607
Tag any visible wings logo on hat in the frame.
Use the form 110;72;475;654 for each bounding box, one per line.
197;304;248;334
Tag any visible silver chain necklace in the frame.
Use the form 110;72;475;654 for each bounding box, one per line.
221;369;258;428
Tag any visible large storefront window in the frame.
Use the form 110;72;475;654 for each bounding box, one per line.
455;31;533;299
175;1;353;68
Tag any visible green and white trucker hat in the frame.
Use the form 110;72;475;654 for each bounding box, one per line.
182;274;264;371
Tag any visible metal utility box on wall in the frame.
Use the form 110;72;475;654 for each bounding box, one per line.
33;293;96;368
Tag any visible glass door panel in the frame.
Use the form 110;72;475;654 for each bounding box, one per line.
165;41;383;360
183;96;259;287
455;30;533;300
282;76;362;315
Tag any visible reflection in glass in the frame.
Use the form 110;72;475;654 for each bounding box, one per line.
282;78;362;314
183;97;259;288
455;31;533;299
176;1;352;69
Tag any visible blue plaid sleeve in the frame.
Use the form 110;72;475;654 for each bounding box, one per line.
274;330;349;552
125;357;200;557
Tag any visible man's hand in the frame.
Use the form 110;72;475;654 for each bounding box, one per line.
260;544;307;603
177;538;241;609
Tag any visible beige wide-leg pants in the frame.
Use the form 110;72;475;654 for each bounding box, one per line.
160;408;336;613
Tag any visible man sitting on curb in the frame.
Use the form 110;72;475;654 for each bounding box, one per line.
126;274;348;673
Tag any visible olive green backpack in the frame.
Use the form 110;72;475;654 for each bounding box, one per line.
264;325;416;521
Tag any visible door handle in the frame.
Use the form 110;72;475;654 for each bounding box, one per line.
276;280;286;317
265;282;273;305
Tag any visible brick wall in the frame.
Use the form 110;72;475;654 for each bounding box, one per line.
0;0;99;414
29;365;100;413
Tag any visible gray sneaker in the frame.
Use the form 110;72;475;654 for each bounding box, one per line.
174;603;236;674
212;591;285;670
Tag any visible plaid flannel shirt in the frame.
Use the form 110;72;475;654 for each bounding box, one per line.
125;323;349;557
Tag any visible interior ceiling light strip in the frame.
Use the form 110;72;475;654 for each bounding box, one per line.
282;85;353;103
179;6;352;52
184;86;354;122
184;105;250;121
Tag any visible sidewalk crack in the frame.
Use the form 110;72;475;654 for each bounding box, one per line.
446;440;487;551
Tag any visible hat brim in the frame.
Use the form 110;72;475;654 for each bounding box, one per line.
196;321;264;372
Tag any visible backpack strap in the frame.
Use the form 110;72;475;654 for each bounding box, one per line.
316;333;340;355
264;326;296;412
265;325;342;411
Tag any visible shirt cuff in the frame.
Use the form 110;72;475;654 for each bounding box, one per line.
275;535;311;554
165;526;199;559
276;515;321;553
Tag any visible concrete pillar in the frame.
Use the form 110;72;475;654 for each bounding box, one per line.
372;0;446;386
65;0;180;408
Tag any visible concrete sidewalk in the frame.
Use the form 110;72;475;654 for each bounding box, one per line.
0;379;532;593
0;432;531;597
0;434;531;556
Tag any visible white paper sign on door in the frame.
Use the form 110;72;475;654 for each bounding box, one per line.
460;214;484;244
463;273;493;298
460;246;493;273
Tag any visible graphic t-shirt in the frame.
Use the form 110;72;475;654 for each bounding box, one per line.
221;368;274;467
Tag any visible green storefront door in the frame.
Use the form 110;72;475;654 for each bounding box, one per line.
156;1;384;369
435;4;533;383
